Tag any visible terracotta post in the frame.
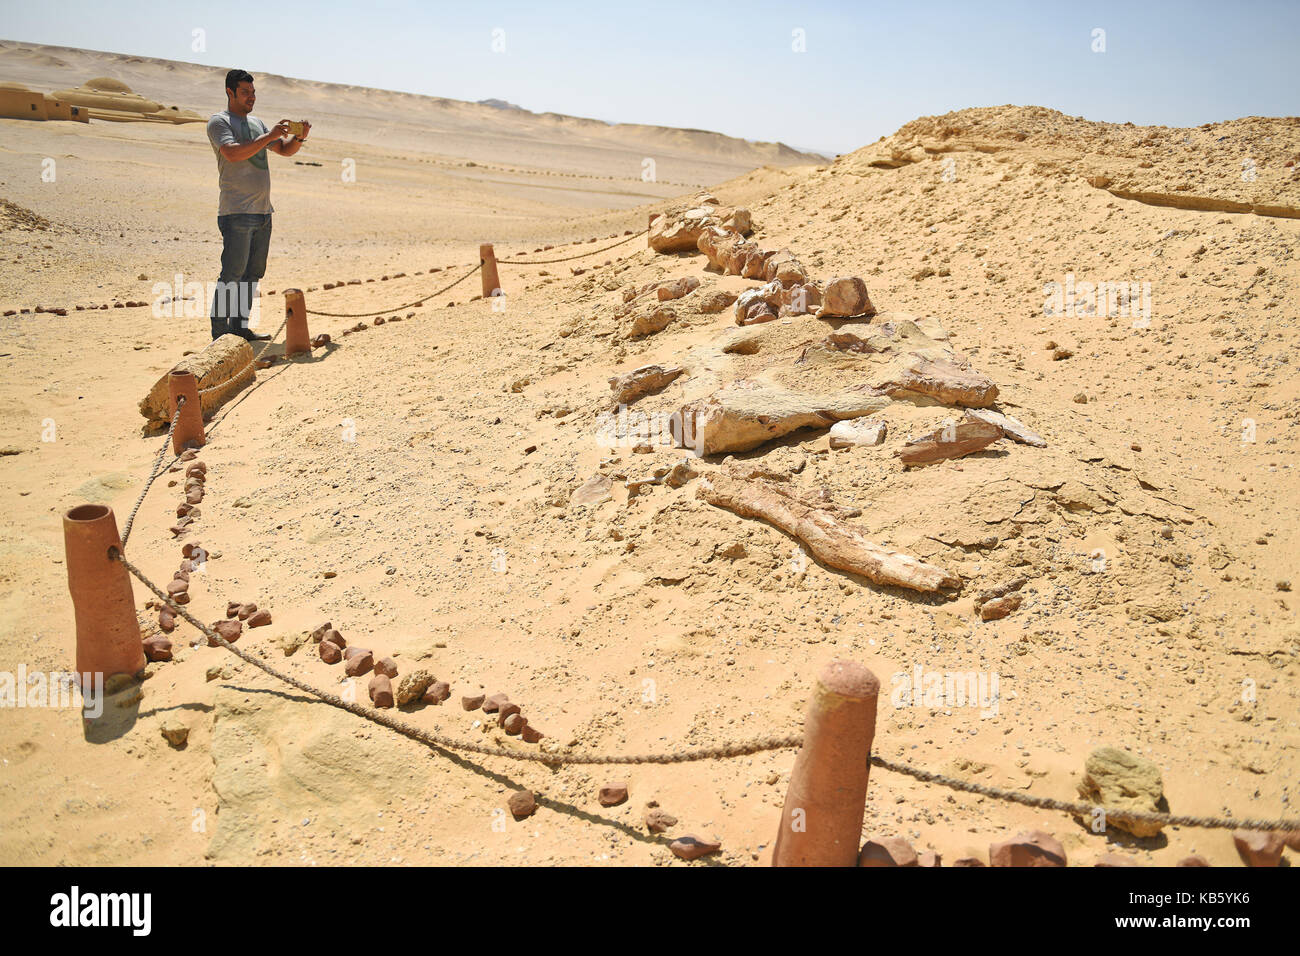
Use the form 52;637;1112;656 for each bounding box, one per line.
773;659;880;866
64;504;144;684
284;288;309;357
167;370;204;453
480;243;502;300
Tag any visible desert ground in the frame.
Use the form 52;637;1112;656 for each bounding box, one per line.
1;41;1298;867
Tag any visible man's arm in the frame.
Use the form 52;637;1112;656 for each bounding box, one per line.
268;120;311;157
216;119;291;162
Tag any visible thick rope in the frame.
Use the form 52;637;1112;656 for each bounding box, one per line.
497;229;646;265
870;756;1298;833
306;263;481;319
116;553;1300;832
120;401;183;548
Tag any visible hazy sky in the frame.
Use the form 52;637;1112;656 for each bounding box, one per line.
3;0;1298;155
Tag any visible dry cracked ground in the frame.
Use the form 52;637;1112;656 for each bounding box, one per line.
0;105;1297;867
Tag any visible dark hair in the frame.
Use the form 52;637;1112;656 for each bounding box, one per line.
225;69;254;96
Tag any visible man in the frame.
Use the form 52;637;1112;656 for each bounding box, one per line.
205;69;310;341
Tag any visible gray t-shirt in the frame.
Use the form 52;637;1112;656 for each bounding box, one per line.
206;110;274;216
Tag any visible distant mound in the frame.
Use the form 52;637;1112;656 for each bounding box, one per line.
85;76;133;93
478;98;525;111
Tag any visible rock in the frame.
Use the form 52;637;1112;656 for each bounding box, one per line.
508;790;537;820
139;334;254;427
742;300;778;326
1282;830;1300;852
609;364;684;404
247;609;271;628
570;474;614;507
1176;855;1210;867
697;289;738;313
917;850;941;867
159;719;189;748
422;681;450;704
763;249;807;287
374;657;399;679
656;277;700;301
723;207;751;234
829;417;887;448
322;628;345;648
980;595;1022;621
966;407;1046;447
395;669;436;706
683;381;891;456
697;229;744;271
236;602;257;620
308;622;332;643
951;856;986;867
598;782;629;807
630;305;675;337
497;702;522;726
857;837;919;867
815;277;874;318
669;835;721;861
278;631;311;656
318;640;342;664
226;601;240;618
1076;747;1167;838
502;713;525;735
898;418;1003;466
989;831;1067;867
1094;852;1141;867
143;635;173;662
665;458;700;488
876;357;999;408
645;808;677;833
165;579;188;598
1232;830;1284;867
461;693;486;711
1073;392;1089;404
520;723;544;744
368;674;395;708
158;608;175;633
482;693;509;713
344;651;374;677
209;620;242;645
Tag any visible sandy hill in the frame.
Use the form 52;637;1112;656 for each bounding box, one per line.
0;103;1297;867
0;39;823;181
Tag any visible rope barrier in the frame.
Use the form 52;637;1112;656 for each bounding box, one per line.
305;263;481;319
115;554;1300;832
496;229;647;266
120;402;183;547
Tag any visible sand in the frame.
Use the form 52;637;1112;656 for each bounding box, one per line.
0;42;1297;867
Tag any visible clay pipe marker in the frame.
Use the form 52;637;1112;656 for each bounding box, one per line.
283;288;310;357
168;369;205;453
772;659;880;866
64;504;145;690
480;243;502;300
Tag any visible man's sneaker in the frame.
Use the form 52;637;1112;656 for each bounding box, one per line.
245;332;272;341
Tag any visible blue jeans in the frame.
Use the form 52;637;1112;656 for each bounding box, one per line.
211;213;272;339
